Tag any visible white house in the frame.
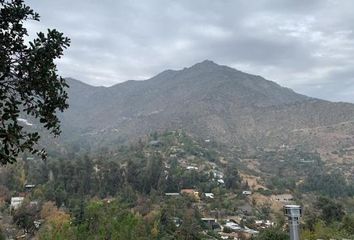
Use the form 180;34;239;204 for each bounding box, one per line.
11;197;24;210
217;179;225;184
205;193;214;199
186;166;198;170
242;191;252;195
165;193;180;197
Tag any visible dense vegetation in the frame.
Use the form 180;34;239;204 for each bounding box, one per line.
1;131;354;239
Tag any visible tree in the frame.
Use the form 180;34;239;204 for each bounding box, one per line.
224;165;241;190
38;201;73;240
254;227;289;240
0;227;5;240
13;202;38;234
0;0;70;164
317;197;345;224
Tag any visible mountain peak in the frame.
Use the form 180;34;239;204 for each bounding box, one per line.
191;60;219;69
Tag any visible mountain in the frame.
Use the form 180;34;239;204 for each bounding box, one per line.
59;60;354;151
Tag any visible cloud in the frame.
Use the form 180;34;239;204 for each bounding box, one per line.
26;0;354;102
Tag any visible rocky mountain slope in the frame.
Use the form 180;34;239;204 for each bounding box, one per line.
59;60;354;150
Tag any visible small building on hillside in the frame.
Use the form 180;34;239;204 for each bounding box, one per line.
204;193;214;199
11;197;24;210
186;166;198;170
165;193;180;197
201;217;217;224
217;179;225;184
212;170;224;179
25;184;36;191
242;191;252;195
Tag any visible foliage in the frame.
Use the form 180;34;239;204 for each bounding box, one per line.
316;197;345;224
0;227;5;240
13;201;38;234
38;201;73;240
301;221;353;240
253;227;289;240
224;164;242;190
301;170;353;198
0;0;70;164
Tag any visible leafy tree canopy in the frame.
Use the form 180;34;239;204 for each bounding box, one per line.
0;0;70;164
253;227;289;240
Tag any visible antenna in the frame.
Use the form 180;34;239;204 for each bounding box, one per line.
284;205;302;240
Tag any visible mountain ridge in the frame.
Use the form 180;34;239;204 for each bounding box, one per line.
59;60;354;152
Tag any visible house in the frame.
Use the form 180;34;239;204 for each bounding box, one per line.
201;217;217;224
243;226;259;234
165;193;180;197
186;166;198;170
30;201;39;207
25;184;36;191
205;193;214;199
242;191;252;195
11;197;24;210
212;170;224;179
217;179;225;184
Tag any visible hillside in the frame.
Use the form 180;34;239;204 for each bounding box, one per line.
59;60;354;151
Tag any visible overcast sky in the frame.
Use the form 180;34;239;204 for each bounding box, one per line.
26;0;354;102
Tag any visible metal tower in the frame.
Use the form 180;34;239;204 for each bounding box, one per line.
284;205;302;240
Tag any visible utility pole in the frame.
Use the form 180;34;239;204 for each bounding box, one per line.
284;205;302;240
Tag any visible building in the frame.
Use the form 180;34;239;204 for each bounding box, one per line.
212;170;224;179
217;179;225;184
242;191;252;195
204;193;214;199
24;184;36;191
11;197;24;210
186;166;199;170
165;193;180;197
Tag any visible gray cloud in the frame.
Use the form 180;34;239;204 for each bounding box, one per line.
26;0;354;102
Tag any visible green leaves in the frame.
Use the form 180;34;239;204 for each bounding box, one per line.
0;0;70;164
